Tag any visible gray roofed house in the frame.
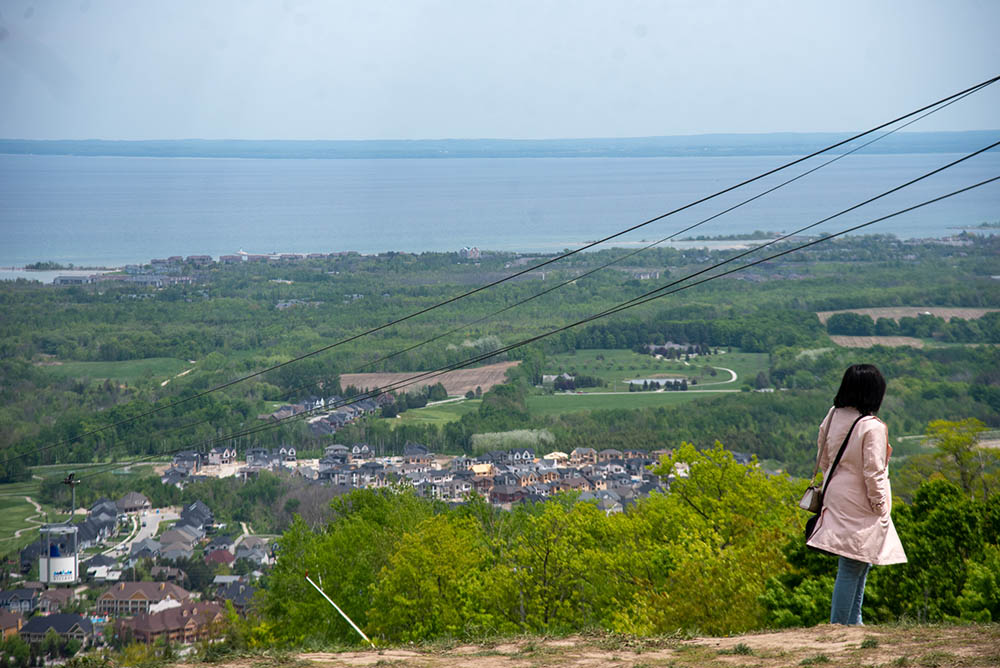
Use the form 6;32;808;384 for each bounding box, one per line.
161;522;202;543
118;491;152;513
180;500;213;528
85;553;118;569
216;580;257;614
90;498;119;517
129;538;161;564
20;613;92;645
206;535;234;553
234;545;269;566
161;467;189;488
160;543;194;562
0;589;39;615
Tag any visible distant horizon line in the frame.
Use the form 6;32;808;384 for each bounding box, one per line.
2;129;997;142
1;130;996;160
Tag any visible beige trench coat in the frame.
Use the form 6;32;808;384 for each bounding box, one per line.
806;406;907;565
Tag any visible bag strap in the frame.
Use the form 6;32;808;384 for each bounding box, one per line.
819;414;865;502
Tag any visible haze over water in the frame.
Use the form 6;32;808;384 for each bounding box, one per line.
2;151;998;268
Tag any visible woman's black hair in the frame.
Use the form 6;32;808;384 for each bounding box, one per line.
833;364;886;415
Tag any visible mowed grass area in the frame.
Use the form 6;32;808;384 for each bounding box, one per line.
40;357;191;382
528;390;726;416
388;400;482;427
0;496;42;541
0;461;160;552
545;349;768;389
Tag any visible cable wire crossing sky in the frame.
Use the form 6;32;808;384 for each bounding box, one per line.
0;0;998;140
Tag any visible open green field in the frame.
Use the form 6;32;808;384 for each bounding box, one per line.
388;400;482;427
40;357;192;382
527;389;729;416
0;496;42;539
0;461;160;551
545;349;768;390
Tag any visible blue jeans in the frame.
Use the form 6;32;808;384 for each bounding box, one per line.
831;556;871;625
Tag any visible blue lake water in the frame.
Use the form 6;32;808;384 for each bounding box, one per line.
1;152;997;267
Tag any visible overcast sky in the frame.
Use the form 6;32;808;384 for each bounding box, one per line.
0;0;997;140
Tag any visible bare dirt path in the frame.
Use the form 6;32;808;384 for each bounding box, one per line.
10;496;46;539
196;624;999;668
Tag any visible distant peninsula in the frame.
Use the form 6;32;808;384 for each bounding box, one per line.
0;131;996;160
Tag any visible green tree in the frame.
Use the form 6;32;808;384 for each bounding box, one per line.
637;442;802;634
259;488;437;645
867;480;987;622
41;629;62;660
955;543;1000;622
367;515;488;641
1;635;30;668
926;418;994;500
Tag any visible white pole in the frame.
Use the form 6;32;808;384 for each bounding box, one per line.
304;573;376;649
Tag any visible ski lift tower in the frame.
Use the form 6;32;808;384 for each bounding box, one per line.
39;524;79;585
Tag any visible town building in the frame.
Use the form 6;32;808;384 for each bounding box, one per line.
96;582;190;617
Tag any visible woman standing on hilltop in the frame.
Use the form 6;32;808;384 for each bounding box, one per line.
807;364;907;625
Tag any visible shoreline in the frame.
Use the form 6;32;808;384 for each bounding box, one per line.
2;230;992;279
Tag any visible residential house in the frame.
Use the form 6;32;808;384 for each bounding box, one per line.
0;589;39;615
205;550;235;567
0;611;22;640
489;485;528;505
570;448;597;465
215;580;257;615
542;451;569;464
84;554;118;571
90;498;120;518
172;451;203;474
160;543;194;563
402;442;433;466
240;537;268;552
509;448;534;463
116;601;225;645
206;535;234;554
129;538;161;565
208;446;236;466
20;614;92;646
472;476;494;497
150;566;187;584
234;537;270;567
161;467;189;488
117;491;151;513
38;588;75;613
159;528;198;549
245;447;275;467
96;582;191;617
349;443;374;462
180;500;214;531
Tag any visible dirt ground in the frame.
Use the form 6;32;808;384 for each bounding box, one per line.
828;335;925;348
201;624;1000;668
816;307;996;324
339;361;520;397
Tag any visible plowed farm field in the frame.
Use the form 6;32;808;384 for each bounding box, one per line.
340;361;519;397
829;335;925;348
